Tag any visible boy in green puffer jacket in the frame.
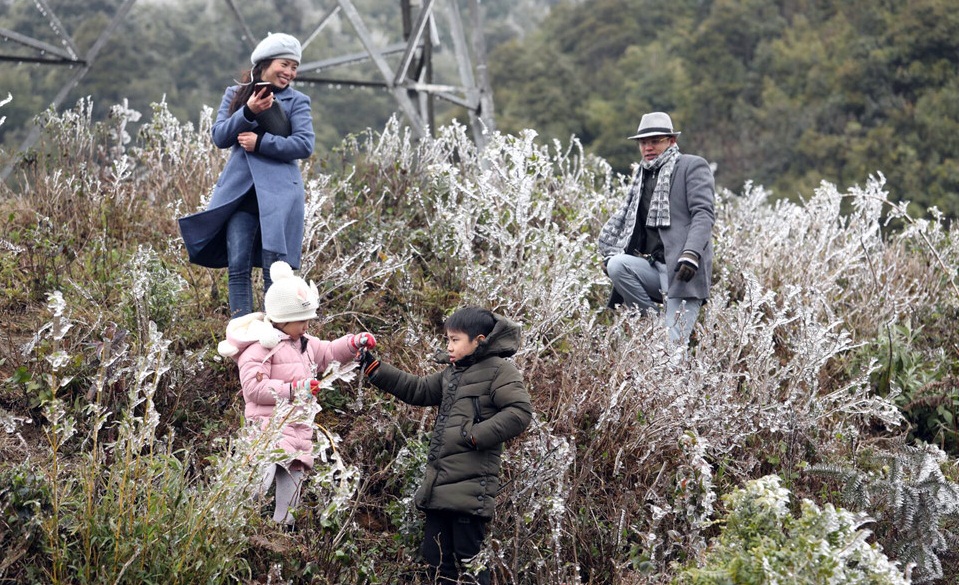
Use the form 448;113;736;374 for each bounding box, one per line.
359;307;533;584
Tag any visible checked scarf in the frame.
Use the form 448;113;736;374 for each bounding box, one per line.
643;144;680;228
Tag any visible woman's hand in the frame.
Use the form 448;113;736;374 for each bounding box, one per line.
246;84;273;115
237;132;258;152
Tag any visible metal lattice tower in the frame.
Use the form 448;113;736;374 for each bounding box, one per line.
0;0;137;179
1;0;496;179
223;0;496;146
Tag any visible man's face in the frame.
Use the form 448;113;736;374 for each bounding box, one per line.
637;135;675;161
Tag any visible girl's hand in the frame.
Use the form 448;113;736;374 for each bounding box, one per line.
349;333;377;351
291;379;321;396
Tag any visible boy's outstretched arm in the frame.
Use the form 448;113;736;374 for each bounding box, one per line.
360;351;445;407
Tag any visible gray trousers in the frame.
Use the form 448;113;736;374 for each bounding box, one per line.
606;253;702;344
258;463;305;526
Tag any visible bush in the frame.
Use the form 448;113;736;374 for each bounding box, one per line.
1;98;958;583
810;444;959;583
673;475;910;585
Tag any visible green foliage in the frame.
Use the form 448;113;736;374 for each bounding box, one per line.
489;40;591;145
58;445;252;585
382;432;429;549
673;475;909;585
0;212;72;303
488;0;959;217
872;319;943;394
24;292;253;584
0;463;49;583
860;318;959;454
118;245;187;336
5;365;43;412
902;377;959;455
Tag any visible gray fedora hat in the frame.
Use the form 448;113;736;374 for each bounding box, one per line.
627;112;681;140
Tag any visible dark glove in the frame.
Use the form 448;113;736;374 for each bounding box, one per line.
674;250;699;282
356;348;380;377
602;258;609;276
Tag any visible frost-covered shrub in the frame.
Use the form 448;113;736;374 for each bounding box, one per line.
715;176;955;345
490;416;578;582
5;98;959;584
323;118;611;347
120;244;186;335
301;118;956;583
673;475;910;585
14;292;361;584
412;125;611;348
136;99;223;210
811;444;959;583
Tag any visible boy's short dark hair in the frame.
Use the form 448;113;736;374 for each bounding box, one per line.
444;307;495;340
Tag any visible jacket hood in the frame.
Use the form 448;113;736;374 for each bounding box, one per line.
217;312;282;359
434;313;521;364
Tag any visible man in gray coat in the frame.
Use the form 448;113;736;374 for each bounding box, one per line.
598;112;715;344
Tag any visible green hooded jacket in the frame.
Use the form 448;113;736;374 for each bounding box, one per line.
367;314;533;519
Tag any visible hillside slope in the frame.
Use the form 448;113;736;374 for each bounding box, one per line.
0;101;957;583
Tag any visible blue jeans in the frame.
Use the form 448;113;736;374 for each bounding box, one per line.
606;253;702;344
225;203;281;318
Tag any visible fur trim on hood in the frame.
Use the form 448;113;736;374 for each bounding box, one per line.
217;312;282;358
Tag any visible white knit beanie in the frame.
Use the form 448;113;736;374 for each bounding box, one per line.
264;262;319;323
250;32;302;65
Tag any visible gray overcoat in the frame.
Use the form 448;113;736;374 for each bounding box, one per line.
598;153;716;305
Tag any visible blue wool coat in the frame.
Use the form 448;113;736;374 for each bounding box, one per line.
178;85;315;269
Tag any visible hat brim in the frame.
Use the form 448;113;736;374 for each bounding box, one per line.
267;53;300;63
254;54;300;65
267;309;318;323
628;131;681;140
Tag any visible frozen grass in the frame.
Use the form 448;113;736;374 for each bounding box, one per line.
0;99;957;583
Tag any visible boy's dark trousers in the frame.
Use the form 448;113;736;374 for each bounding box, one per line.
421;510;490;584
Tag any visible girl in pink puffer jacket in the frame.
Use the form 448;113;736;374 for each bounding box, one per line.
218;261;375;527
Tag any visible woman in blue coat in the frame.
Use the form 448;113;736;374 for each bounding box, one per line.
179;33;315;318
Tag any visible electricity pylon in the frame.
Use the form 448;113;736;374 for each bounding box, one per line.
1;0;496;181
225;0;496;148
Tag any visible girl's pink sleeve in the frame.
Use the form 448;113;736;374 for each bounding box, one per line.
237;344;292;406
309;334;357;370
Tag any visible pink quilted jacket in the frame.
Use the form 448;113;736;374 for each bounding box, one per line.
219;313;358;469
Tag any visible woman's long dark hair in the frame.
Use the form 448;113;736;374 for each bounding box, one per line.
228;60;271;115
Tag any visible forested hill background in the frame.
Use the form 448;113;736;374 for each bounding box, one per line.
2;0;959;217
492;0;959;215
